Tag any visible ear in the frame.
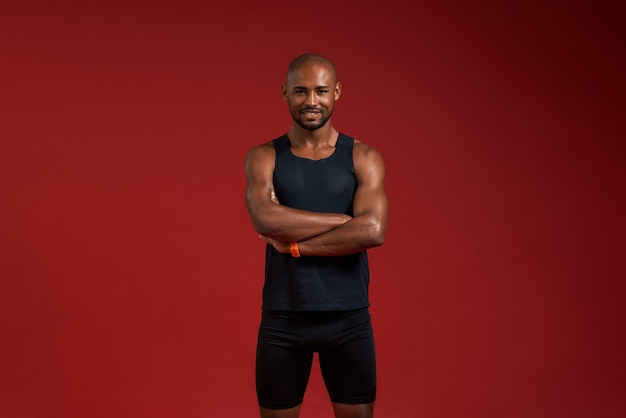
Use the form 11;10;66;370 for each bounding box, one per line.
334;81;342;101
281;83;288;101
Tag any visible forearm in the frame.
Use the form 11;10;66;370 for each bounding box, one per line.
249;201;351;242
296;184;388;256
297;215;386;256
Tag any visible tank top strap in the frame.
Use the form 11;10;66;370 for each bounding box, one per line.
336;133;355;172
272;135;290;156
336;133;355;148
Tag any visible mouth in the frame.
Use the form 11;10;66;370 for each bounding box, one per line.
300;109;322;117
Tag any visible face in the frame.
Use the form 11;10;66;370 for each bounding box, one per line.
282;63;341;131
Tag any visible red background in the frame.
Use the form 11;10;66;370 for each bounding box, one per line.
1;1;624;417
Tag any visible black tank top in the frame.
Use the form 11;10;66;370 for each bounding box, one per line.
263;133;370;311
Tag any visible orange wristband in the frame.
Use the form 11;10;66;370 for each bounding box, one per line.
289;242;301;257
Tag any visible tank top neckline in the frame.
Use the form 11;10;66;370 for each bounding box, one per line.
282;133;349;162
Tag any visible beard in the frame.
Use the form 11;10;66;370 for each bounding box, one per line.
291;107;333;131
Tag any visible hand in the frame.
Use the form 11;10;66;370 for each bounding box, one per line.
259;235;290;254
270;190;279;204
260;191;289;253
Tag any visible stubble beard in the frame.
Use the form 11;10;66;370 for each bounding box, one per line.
292;107;334;131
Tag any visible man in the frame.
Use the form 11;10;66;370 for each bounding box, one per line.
244;53;388;418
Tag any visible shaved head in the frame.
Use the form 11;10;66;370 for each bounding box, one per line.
281;53;342;131
286;53;338;84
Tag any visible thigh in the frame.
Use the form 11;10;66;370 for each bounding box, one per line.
256;311;314;410
318;309;377;405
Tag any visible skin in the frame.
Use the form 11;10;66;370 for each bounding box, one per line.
244;54;388;418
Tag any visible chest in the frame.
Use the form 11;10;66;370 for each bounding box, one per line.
273;153;356;214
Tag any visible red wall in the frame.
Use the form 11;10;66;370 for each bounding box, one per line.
1;1;624;417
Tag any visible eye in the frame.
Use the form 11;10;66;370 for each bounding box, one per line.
295;89;306;95
317;90;329;94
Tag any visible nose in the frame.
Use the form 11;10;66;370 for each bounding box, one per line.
305;91;318;106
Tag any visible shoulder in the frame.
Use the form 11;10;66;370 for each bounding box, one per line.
338;134;383;160
352;138;385;165
245;140;276;163
350;138;385;182
244;140;278;179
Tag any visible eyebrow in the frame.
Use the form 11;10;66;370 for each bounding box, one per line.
292;85;330;90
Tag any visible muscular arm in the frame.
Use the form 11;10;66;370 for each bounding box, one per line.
296;142;388;256
244;142;351;242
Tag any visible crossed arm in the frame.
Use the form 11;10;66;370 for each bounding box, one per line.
244;141;388;256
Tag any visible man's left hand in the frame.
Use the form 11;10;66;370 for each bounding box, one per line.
259;235;290;254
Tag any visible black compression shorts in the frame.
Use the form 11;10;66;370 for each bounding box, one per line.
255;307;376;410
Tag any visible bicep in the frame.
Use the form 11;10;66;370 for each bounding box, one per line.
353;146;388;221
244;145;275;221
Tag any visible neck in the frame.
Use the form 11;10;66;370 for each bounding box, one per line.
287;122;338;147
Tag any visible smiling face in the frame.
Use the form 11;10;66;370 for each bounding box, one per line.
282;62;341;131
